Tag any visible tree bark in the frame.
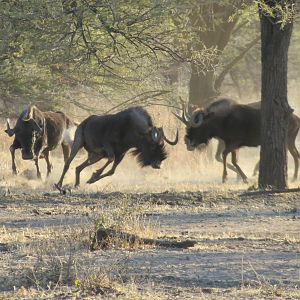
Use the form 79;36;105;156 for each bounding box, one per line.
189;65;218;107
258;2;294;189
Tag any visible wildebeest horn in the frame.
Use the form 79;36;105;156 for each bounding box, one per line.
172;97;191;126
162;128;179;145
5;119;15;137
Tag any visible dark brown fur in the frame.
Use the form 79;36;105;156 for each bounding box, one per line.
5;105;76;178
185;103;300;183
56;106;178;189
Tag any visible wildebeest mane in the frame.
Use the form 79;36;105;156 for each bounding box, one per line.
126;107;167;166
126;106;153;132
131;144;167;167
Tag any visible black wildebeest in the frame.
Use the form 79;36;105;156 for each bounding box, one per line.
178;98;261;175
173;98;244;175
55;106;178;189
182;103;300;183
5;105;77;178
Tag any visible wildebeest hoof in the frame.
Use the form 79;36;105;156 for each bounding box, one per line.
86;178;96;184
87;173;99;184
243;178;248;184
12;170;18;175
54;183;67;195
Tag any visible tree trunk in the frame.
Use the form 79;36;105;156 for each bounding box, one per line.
187;3;260;108
188;64;218;107
258;4;294;189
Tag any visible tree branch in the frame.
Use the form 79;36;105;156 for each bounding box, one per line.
215;35;260;91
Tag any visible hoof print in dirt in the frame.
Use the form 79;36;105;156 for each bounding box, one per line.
0;243;10;252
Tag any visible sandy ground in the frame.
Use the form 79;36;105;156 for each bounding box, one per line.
0;187;300;299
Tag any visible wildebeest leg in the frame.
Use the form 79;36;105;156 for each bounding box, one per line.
222;149;230;183
231;150;248;183
56;129;84;188
10;145;18;175
288;143;300;180
215;140;240;175
34;158;42;179
87;153;125;184
87;157;114;184
61;143;71;162
44;151;53;177
86;144;115;183
75;152;104;187
253;161;260;176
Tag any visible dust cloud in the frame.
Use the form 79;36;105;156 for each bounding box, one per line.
1;100;299;194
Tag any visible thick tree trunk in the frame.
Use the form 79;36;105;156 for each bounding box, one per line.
258;6;293;189
188;64;218;107
187;4;259;108
186;4;238;108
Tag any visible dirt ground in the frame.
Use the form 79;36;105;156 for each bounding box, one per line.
0;185;300;299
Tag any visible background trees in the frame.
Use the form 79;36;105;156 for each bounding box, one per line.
0;0;179;115
1;1;298;113
0;0;262;115
169;1;260;107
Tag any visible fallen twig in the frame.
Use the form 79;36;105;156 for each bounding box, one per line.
90;228;197;251
240;187;300;197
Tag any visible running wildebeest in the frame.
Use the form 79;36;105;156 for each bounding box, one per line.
5;105;77;178
182;103;300;183
55;106;178;189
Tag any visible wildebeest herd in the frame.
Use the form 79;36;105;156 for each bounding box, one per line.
4;98;300;191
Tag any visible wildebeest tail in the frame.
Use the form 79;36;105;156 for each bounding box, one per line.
288;113;300;159
65;122;85;160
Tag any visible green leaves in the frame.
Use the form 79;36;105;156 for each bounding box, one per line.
257;0;295;28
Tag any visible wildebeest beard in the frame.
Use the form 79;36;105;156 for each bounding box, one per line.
185;126;211;150
14;117;44;160
131;143;167;168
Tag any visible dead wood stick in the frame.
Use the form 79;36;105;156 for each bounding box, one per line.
90;228;197;251
240;187;300;197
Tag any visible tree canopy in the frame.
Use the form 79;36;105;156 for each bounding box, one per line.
0;0;298;116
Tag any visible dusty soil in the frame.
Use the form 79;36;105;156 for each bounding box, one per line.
0;187;300;299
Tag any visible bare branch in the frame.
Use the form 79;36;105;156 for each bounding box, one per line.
215;35;260;91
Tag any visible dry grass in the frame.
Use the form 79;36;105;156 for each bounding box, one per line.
0;193;164;298
0;110;259;193
1;111;299;195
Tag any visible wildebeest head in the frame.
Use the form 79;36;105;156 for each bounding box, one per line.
183;109;212;151
184;121;213;151
172;99;217;151
133;126;179;169
173;105;210;151
6;106;45;160
129;107;178;169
